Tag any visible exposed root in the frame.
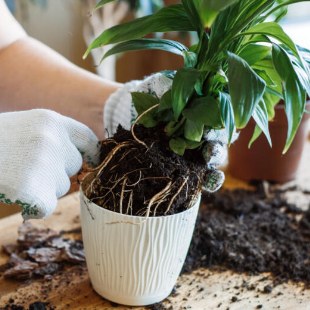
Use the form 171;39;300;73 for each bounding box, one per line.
126;191;133;215
146;181;172;218
119;178;127;214
131;104;159;148
165;177;189;215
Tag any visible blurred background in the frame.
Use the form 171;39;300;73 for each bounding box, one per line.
0;0;309;219
5;0;310;82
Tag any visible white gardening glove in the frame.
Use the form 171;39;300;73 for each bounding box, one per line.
0;109;100;220
104;73;238;193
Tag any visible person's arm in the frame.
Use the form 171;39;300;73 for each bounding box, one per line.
0;0;121;139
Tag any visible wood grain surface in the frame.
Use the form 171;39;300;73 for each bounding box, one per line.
1;143;310;309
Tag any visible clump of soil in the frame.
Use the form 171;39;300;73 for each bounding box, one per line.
183;183;310;286
85;125;207;216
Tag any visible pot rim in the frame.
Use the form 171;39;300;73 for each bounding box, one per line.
80;186;201;220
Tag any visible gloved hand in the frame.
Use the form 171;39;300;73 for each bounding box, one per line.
0;109;100;220
104;73;238;193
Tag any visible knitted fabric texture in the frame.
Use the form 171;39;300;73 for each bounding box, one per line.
0;109;100;220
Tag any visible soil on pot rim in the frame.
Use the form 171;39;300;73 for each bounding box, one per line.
85;125;208;216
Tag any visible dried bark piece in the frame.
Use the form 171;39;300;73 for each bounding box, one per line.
2;243;19;255
61;241;85;263
8;253;24;266
33;263;59;276
4;261;38;280
27;247;62;263
18;222;59;248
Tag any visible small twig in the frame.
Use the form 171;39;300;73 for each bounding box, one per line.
131;104;159;148
164;177;188;215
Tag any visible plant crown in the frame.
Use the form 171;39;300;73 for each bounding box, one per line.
85;0;310;155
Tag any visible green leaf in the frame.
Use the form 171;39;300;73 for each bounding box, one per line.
186;139;204;149
206;6;231;61
235;22;299;60
172;67;201;120
248;125;263;148
131;92;159;128
166;118;186;137
159;90;172;110
160;70;176;79
183;50;198;68
169;138;187;155
264;0;310;20
182;96;223;128
272;43;306;153
184;119;204;141
84;4;194;58
100;39;188;63
181;0;203;32
252;99;272;147
254;69;276;86
219;91;235;145
263;92;281;120
194;0;239;28
227;52;266;128
238;44;271;66
93;0;117;12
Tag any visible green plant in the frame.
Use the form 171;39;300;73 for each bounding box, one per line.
84;0;310;155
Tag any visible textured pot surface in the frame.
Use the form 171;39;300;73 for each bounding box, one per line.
228;102;310;183
80;188;200;306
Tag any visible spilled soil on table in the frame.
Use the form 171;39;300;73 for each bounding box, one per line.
85;125;207;216
183;183;310;286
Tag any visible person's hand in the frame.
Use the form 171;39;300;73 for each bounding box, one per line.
0;109;100;220
104;73;238;193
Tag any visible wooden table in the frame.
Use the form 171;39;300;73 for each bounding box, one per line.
1;143;310;310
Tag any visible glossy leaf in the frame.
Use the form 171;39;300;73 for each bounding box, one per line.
181;0;203;32
227;52;266;128
254;69;276;86
169;138;187;155
171;67;201;120
252;99;272;147
160;70;176;79
182;96;223;128
219;91;235;145
235;22;299;60
272;43;306;153
159;90;172;110
194;0;239;28
183;50;198;68
263;92;281;120
248;125;263;148
186;139;204;149
101;39;188;62
84;4;194;58
131;92;159;127
238;44;271;66
184;119;204;142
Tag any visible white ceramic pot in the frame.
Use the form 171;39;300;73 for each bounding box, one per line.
80;188;201;306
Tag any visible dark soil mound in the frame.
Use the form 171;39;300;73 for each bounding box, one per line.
86;125;207;216
183;183;310;286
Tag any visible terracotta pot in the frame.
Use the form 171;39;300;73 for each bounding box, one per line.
228;102;310;183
